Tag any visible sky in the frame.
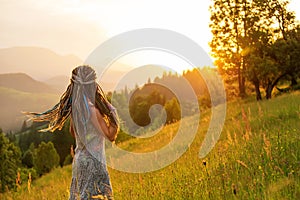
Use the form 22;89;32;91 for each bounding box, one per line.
1;0;300;72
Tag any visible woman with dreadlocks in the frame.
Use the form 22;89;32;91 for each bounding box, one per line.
25;65;119;199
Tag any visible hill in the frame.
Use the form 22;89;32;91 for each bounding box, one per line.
0;46;158;92
0;46;82;80
2;92;299;199
0;86;59;132
44;75;70;93
0;73;61;131
0;73;59;94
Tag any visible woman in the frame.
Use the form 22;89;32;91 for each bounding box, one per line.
25;65;119;199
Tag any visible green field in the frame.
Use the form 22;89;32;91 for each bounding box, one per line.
1;92;300;199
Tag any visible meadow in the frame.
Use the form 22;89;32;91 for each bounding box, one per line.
1;92;299;199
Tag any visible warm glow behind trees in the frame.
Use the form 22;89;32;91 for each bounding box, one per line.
209;0;300;100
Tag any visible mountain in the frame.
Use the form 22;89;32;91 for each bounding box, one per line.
0;46;167;92
0;86;59;132
0;73;59;94
0;46;83;80
0;73;61;131
44;75;70;93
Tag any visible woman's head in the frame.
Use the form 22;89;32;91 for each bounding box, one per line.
71;65;96;85
71;65;97;104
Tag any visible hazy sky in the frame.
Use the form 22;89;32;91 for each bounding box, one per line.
1;0;300;70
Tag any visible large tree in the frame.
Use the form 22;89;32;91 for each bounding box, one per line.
249;0;298;99
210;0;298;100
210;0;261;97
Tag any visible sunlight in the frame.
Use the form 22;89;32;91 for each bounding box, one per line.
114;50;195;74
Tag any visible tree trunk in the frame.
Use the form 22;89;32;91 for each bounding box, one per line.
265;73;287;99
238;63;246;98
255;82;262;101
291;75;298;86
240;59;246;98
266;82;273;99
252;72;262;101
240;0;247;98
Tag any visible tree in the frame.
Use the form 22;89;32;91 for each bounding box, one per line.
247;0;298;99
33;141;60;176
259;0;296;99
52;119;75;166
21;120;27;132
0;132;21;192
210;0;298;100
22;150;34;168
210;0;260;97
164;98;181;124
22;143;35;168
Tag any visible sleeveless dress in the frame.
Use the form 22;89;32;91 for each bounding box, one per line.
69;121;113;200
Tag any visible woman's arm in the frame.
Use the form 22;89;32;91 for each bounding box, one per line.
89;103;118;142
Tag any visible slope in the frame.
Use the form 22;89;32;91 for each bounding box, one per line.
2;92;300;199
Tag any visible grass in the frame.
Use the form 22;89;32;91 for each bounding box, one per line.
1;92;300;199
1;166;72;200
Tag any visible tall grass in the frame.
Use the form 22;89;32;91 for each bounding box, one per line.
2;92;299;199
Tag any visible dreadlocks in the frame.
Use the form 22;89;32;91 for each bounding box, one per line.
24;65;119;132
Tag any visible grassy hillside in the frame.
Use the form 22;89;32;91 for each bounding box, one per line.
2;92;300;199
0;87;59;131
0;73;59;94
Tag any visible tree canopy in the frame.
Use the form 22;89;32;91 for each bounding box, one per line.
210;0;300;100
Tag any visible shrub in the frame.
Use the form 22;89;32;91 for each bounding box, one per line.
22;150;34;168
164;98;181;124
33;141;60;176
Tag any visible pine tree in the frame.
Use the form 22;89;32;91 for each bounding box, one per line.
0;132;21;192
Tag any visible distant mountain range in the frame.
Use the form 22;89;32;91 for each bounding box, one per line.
0;46;82;80
0;73;59;94
0;46;167;132
0;73;61;132
44;75;70;93
0;46;156;92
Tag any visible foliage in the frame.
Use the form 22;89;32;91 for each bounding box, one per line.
33;141;60;176
17;122;52;152
0;132;21;192
51;120;75;166
0;166;72;200
210;0;300;100
164;98;181;124
17;167;37;186
22;150;34;168
17;120;75;166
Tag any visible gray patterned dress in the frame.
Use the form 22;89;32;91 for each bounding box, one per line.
69;122;113;200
